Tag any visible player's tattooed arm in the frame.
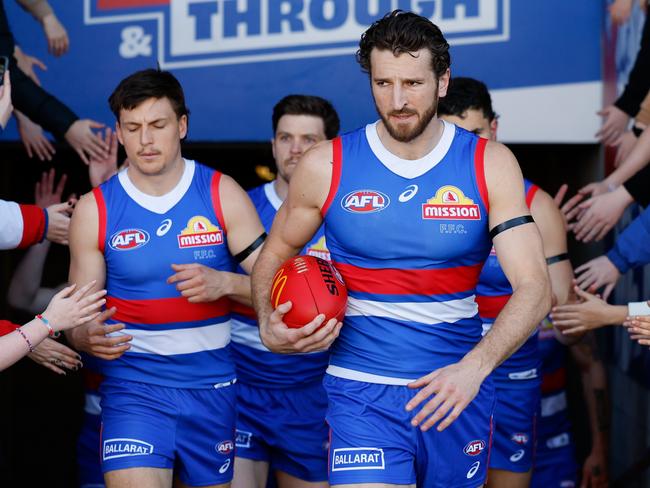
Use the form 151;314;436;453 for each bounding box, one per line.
252;141;342;353
67;192;131;360
407;142;551;432
570;332;609;487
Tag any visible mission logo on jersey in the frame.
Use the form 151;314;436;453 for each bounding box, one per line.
109;229;150;251
306;236;331;261
341;190;389;214
177;216;223;248
422;185;481;220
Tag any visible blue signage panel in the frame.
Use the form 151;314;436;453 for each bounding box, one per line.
2;0;602;141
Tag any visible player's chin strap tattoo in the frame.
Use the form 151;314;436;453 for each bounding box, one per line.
546;252;570;266
489;215;535;239
234;232;267;263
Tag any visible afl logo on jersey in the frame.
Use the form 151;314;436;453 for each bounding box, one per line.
177;216;224;248
463;440;486;456
109;229;150;251
341;190;389;213
422;185;481;220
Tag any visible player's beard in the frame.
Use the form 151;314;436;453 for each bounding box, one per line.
377;91;438;143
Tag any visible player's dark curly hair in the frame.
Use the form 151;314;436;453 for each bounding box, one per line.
272;95;340;140
356;10;450;78
438;77;497;122
109;69;190;121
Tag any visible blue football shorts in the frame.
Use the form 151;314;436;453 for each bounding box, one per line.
489;385;540;472
324;374;495;487
235;381;329;482
99;378;236;486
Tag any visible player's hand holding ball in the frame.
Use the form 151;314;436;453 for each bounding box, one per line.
262;255;347;354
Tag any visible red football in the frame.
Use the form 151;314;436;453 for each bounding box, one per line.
270;255;348;328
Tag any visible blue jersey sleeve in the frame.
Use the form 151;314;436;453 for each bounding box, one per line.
607;205;650;273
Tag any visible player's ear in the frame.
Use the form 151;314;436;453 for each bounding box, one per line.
490;118;499;141
271;137;276;161
437;68;451;98
178;114;188;139
115;121;124;146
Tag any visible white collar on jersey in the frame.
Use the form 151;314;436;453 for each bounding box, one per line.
264;181;284;211
118;158;195;214
365;119;455;179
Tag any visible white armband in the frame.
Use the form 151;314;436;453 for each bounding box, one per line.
628;301;650;317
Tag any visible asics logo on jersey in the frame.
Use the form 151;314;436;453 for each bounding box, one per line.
398;184;419;202
466;461;481;479
422;185;481;220
177;216;224;248
219;459;231;474
109;229;150;251
341;190;389;213
463;439;486;456
509;449;525;462
103;438;153;460
511;433;529;445
156;218;173;237
331;447;385;471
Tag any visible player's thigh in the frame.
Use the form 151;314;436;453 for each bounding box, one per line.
486;468;531;488
232;457;269;488
174;480;231;488
276;469;329;488
330;483;415;488
105;467;172;488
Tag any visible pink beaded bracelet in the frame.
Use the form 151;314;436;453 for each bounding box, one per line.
16;328;34;353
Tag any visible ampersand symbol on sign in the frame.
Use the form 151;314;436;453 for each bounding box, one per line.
119;26;152;59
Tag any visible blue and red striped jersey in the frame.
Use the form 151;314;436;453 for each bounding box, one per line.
322;121;492;383
95;159;236;388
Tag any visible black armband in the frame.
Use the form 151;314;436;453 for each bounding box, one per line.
489;215;535;239
233;232;267;263
546;253;570;266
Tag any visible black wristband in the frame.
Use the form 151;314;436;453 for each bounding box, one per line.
546;252;570;266
489;215;535;239
233;232;267;263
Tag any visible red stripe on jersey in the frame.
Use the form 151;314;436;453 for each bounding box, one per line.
92;188;107;254
231;301;257;320
107;296;230;325
541;367;566;394
18;204;45;248
474;138;489;213
82;370;104;392
333;261;483;296
321;138;342;217
98;0;169;9
210;171;227;234
475;294;511;319
526;184;539;208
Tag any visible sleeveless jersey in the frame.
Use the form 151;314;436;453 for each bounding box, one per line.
536;316;574;453
95;160;236;388
230;182;330;388
323;121;492;383
475;179;540;388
